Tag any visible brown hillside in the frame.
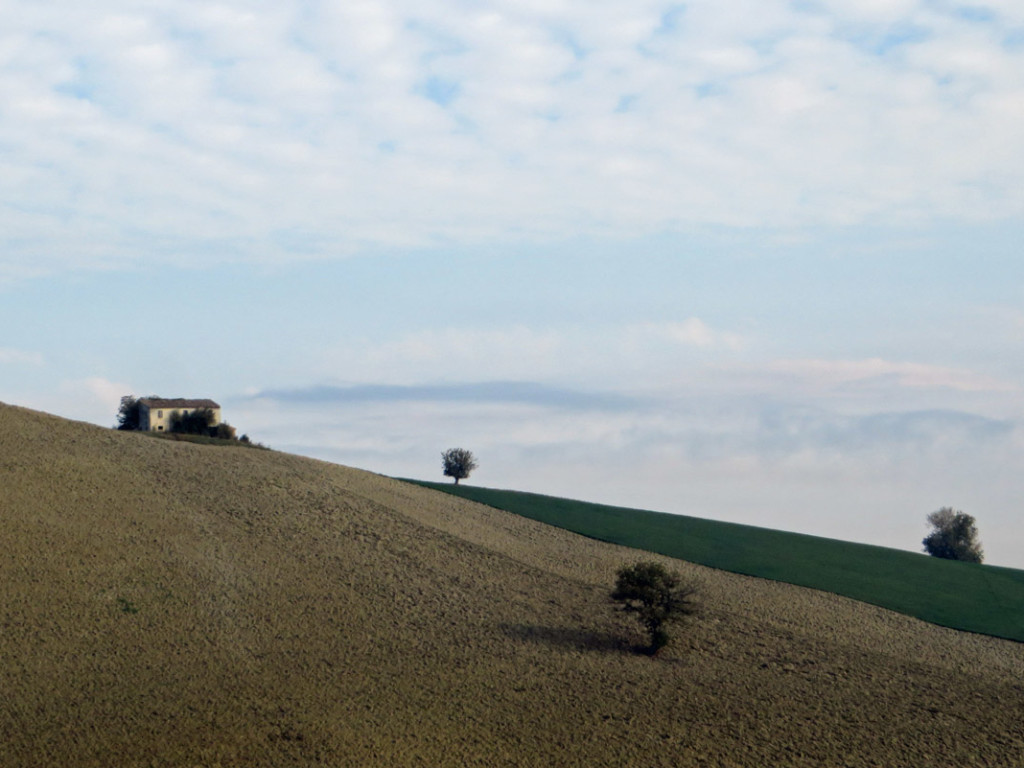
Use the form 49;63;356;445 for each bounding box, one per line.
1;402;1022;767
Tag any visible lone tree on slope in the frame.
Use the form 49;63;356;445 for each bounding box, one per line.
922;507;984;563
611;561;699;655
441;448;478;485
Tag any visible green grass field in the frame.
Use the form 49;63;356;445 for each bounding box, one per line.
410;481;1024;642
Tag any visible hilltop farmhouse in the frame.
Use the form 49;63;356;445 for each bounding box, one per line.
137;398;221;432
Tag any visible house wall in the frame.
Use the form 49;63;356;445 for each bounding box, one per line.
139;405;222;432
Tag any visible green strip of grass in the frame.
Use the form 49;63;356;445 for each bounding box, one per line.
409;481;1024;642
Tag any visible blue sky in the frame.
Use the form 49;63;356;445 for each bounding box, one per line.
3;1;1024;566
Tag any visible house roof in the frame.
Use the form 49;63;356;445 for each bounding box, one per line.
138;398;221;409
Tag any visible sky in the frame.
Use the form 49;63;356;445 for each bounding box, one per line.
3;0;1024;567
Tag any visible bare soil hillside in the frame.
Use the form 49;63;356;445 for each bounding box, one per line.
1;403;1022;767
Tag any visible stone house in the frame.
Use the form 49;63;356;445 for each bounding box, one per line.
137;398;222;432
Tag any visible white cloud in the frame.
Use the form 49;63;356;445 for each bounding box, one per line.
311;318;746;386
763;358;1018;393
635;319;745;350
321;326;566;384
73;376;132;406
11;375;130;427
0;348;43;365
2;1;1023;276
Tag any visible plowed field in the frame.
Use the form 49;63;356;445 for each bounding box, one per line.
1;403;1022;767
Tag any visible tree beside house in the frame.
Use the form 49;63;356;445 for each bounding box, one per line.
135;398;222;433
116;396;239;441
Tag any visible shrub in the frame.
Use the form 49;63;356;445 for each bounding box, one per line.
611;561;698;655
922;507;983;563
213;422;237;440
170;407;217;435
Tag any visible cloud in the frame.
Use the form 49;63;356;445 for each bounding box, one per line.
73;376;131;406
748;358;1018;394
310;319;746;388
0;348;43;365
3;1;1024;277
254;381;635;411
632;319;745;350
318;326;566;385
242;372;1015;471
235;346;1020;484
11;375;130;427
747;406;1014;460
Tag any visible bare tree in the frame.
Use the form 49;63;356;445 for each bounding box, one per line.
922;507;983;563
441;448;478;485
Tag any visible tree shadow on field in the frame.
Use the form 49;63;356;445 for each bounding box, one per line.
500;623;636;654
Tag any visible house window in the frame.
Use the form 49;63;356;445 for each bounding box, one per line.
157;410;163;418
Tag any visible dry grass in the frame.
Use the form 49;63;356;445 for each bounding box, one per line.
1;402;1022;767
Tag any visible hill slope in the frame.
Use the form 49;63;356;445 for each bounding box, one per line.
411;482;1024;641
1;403;1022;767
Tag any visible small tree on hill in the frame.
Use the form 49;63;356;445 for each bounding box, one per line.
922;507;983;563
441;448;478;485
611;561;699;655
